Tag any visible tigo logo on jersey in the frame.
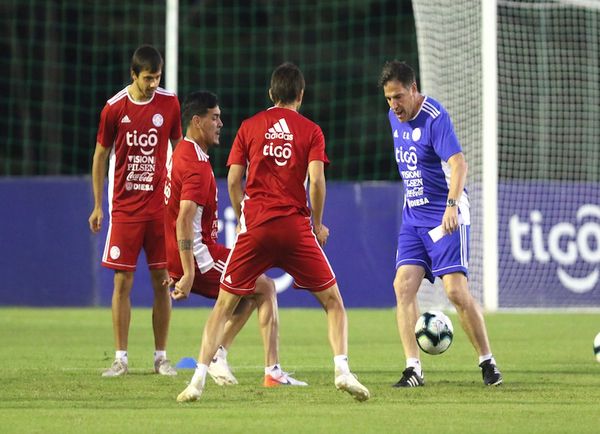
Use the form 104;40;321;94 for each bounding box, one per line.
395;145;418;171
263;142;293;166
264;118;294;141
126;128;159;156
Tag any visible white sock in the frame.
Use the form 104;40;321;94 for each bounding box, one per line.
479;354;495;365
406;358;422;376
191;363;208;389
154;350;166;362
334;355;350;375
265;364;281;376
215;345;228;360
116;350;128;364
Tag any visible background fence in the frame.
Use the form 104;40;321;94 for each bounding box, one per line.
1;0;417;180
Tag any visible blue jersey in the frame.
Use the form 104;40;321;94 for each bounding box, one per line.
388;96;469;227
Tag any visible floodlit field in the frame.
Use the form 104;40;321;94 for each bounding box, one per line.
1;308;599;434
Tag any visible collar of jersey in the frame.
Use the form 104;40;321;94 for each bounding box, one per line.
184;136;210;160
410;95;428;121
126;86;156;106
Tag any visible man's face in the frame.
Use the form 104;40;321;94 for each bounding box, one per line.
197;106;223;147
383;80;419;122
132;69;161;100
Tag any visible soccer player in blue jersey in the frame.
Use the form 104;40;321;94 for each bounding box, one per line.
380;60;502;387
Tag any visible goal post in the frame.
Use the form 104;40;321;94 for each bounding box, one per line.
165;0;179;93
482;0;499;311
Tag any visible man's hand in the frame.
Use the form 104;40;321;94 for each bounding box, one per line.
313;223;330;247
88;208;103;233
442;207;459;235
171;274;193;300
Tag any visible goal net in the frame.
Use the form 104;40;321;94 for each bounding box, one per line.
412;0;600;309
411;0;484;311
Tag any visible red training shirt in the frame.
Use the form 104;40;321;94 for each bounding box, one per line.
164;138;219;277
227;107;329;229
96;87;182;222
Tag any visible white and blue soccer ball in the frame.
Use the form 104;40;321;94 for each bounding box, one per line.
594;332;600;362
415;311;454;355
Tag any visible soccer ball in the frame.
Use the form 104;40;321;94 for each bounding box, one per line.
415;311;454;355
594;332;600;362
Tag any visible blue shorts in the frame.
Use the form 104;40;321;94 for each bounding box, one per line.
395;223;470;283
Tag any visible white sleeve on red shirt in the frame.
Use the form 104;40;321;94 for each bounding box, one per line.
192;205;214;273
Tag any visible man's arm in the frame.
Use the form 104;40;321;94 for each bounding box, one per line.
442;152;468;234
172;199;198;300
88;142;112;233
308;160;329;246
227;164;246;222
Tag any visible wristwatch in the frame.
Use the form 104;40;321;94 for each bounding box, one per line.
446;198;457;207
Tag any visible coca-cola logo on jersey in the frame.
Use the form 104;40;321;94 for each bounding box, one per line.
126;172;154;183
126;128;159;156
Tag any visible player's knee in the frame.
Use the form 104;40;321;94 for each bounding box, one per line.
215;290;242;316
446;286;471;308
315;285;346;312
149;269;169;290
113;271;134;295
256;275;275;295
393;276;418;303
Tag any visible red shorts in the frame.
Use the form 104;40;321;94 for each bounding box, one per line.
102;218;166;271
220;214;336;295
170;244;230;300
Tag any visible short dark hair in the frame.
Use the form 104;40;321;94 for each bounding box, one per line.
181;91;219;128
270;62;305;105
379;60;416;89
130;45;164;76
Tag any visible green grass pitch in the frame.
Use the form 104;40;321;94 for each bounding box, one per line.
1;307;599;433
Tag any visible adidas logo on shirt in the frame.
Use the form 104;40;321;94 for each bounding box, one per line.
121;115;131;123
264;118;294;141
224;275;232;284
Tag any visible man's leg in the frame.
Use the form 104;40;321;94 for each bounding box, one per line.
312;283;369;401
208;275;306;387
177;290;242;402
392;264;427;387
441;272;502;386
103;270;134;377
207;296;255;386
252;275;278;367
252;275;307;387
312;283;348;356
149;268;176;375
220;298;256;351
442;272;490;354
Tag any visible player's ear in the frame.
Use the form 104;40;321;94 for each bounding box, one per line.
130;69;137;82
268;88;275;104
